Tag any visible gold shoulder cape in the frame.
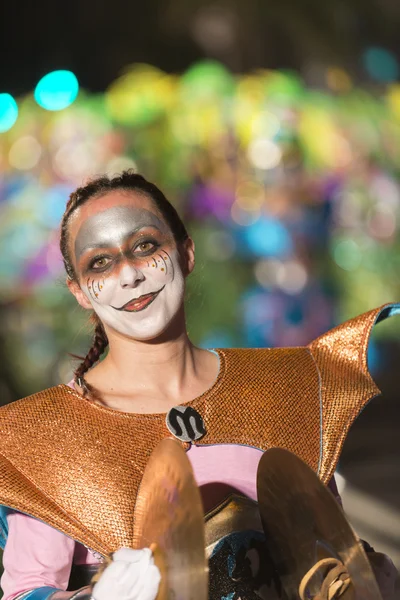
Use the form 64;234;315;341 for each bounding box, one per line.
0;303;398;556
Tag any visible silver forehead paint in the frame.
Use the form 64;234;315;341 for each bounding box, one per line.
74;206;169;260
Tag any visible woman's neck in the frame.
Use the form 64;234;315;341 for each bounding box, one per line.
106;329;197;387
83;322;219;413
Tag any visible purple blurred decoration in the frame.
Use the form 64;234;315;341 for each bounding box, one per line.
322;175;342;201
190;182;234;220
24;239;62;284
24;245;51;284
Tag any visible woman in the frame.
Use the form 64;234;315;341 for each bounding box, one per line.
0;171;397;600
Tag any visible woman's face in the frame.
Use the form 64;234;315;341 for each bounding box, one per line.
67;190;193;341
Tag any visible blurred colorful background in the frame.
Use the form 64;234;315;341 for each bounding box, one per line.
1;0;399;579
2;62;400;397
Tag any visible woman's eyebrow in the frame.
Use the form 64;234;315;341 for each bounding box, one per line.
76;224;163;258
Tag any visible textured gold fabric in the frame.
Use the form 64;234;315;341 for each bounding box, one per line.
308;308;382;485
196;346;321;470
0;304;396;555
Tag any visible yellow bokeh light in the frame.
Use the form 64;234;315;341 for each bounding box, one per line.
387;84;400;121
9;136;42;170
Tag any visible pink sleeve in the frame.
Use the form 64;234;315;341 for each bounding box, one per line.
1;511;75;600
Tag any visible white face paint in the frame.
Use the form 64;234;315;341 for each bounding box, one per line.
74;205;185;341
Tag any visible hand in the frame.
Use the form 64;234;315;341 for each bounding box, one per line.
92;547;161;600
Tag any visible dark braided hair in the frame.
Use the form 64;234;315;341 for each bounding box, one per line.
60;170;189;399
72;320;109;398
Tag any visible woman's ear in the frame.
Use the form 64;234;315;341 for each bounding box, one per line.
67;278;93;310
182;237;195;277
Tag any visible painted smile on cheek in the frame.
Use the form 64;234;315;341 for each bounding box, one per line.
112;285;166;312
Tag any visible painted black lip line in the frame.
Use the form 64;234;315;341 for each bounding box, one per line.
111;285;165;311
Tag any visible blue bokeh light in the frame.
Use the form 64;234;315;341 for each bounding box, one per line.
242;217;292;258
0;94;18;132
34;70;79;111
363;47;399;83
241;288;275;347
42;185;73;227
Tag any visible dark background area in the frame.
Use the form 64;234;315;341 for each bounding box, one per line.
2;0;400;94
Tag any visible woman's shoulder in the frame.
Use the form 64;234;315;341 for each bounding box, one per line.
0;384;77;415
0;384;82;442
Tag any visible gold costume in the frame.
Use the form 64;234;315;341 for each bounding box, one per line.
0;303;397;557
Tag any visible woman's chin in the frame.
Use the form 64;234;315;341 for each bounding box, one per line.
99;303;185;343
108;320;173;343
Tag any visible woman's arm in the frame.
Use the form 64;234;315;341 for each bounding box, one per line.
1;511;75;600
2;513;160;600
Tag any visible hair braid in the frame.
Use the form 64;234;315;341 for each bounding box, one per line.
73;321;109;400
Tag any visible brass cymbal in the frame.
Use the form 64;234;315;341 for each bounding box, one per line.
257;448;383;600
133;438;208;600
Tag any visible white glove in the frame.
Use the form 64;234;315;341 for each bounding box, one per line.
92;547;161;600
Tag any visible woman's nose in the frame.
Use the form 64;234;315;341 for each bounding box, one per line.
119;263;145;288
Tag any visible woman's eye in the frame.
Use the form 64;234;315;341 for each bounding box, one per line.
135;241;156;254
91;257;111;270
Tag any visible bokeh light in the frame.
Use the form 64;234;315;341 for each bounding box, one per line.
363;47;399;83
180;60;235;102
247;139;282;170
34;70;79;111
106;64;175;126
0;94;18;132
331;238;362;272
243;217;292;257
9;136;42;170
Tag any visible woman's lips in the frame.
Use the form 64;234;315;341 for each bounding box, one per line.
112;286;165;312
